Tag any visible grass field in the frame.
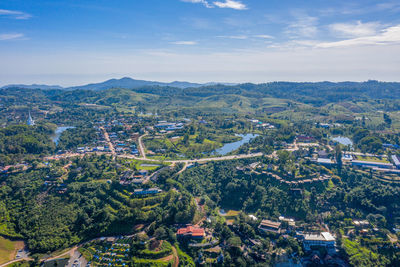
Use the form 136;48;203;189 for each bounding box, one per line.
355;156;390;163
0;237;24;264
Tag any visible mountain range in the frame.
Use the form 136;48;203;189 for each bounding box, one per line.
1;77;232;91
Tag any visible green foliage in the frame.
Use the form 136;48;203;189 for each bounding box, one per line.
342;239;389;267
57;127;97;150
0;155;196;253
0;124;55;165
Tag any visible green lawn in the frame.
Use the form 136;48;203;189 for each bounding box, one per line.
355;156;390;163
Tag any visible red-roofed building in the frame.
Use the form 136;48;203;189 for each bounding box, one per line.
177;226;205;239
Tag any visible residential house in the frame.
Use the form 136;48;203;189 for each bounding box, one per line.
177;226;205;239
258;219;282;234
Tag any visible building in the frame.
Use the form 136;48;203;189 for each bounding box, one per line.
383;144;400;149
27;111;35;126
317;158;335;166
177;226;205;239
133;188;161;196
258;219;282;234
351;160;394;169
392;155;400;169
300;232;336;252
296;135;315;143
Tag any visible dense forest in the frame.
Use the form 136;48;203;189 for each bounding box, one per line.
0;155;196;252
0;124;55;165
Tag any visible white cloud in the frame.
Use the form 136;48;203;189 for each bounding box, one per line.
171;41;198;45
0;9;31;19
217;35;248;39
181;0;247;10
317;24;400;48
254;34;274;39
329;21;382;38
0;33;24;41
286;13;318;38
213;0;247;10
180;0;213;8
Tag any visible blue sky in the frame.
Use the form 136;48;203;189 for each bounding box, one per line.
1;0;400;86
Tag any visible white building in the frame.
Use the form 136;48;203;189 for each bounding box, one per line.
27;111;35;126
301;232;336;252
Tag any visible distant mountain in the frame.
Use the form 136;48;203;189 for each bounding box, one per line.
1;84;64;90
65;77;206;90
1;77;236;91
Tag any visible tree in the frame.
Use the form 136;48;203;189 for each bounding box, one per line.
335;145;342;173
383;113;392;128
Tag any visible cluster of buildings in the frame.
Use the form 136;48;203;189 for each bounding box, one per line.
248;119;275;129
119;170;148;185
343;154;400;174
154;121;185;132
258;218;337;253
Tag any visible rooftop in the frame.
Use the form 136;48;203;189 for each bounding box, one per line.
177;226;205;237
259;219;281;229
304;232;335;242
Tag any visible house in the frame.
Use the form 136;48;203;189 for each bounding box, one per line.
279;216;296;231
317;158;335;166
258;219;281;234
296;135;315;143
299;232;336;252
177;226;205;239
133;188;161;196
342;154;353;161
317;151;329;159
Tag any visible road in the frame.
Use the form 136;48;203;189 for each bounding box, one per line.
66;249;87;267
101;126;115;160
137;132;148;159
0;258;30;267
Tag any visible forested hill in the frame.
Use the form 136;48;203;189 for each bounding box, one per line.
129;81;400;102
2;80;400;112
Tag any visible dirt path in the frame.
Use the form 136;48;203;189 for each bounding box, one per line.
0;258;30;267
100;127;115;158
177;162;188;175
45;246;77;261
171;246;179;267
135;132;148;159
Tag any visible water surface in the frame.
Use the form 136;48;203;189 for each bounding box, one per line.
212;134;259;156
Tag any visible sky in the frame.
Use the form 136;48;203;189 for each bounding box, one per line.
0;0;400;86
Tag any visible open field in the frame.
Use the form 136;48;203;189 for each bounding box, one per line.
0;237;24;265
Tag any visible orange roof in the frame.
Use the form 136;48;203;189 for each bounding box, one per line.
177;226;205;236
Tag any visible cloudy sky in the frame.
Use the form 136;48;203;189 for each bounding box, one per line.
1;0;400;86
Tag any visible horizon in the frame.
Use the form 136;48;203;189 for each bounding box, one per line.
2;76;400;88
1;0;400;86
